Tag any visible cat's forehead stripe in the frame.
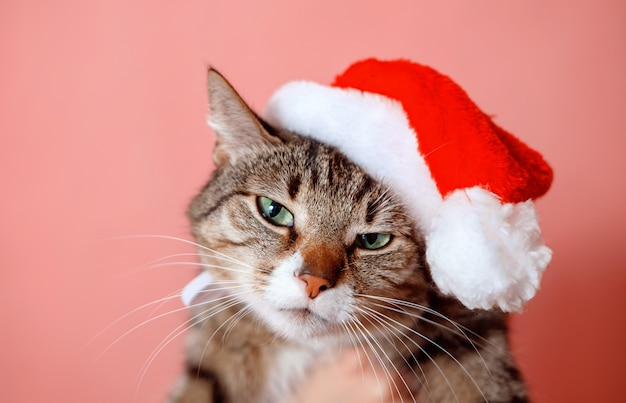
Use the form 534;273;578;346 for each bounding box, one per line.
354;175;373;203
287;174;301;199
305;143;320;190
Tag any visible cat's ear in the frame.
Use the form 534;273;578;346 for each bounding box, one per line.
207;69;281;166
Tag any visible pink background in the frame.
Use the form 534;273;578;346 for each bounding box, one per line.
2;0;625;402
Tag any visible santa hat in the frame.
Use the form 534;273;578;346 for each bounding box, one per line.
263;59;553;312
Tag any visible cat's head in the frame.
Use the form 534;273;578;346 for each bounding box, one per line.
187;70;430;342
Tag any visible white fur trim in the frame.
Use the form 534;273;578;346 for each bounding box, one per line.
181;271;213;306
263;81;442;230
426;187;552;312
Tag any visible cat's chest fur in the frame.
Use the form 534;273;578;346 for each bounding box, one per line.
179;301;333;403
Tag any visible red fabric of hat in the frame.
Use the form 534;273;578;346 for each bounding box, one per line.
332;59;553;204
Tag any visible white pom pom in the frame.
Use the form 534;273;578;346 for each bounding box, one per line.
426;187;552;312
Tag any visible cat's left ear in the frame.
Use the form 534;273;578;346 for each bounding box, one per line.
207;69;282;166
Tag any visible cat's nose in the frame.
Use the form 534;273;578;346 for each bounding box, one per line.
297;273;332;299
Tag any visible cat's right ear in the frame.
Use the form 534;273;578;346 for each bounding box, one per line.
207;69;282;166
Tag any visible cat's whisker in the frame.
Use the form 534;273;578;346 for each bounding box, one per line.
343;318;387;400
191;285;250;306
359;295;493;375
356;306;445;403
338;321;359;361
220;304;253;344
192;280;245;295
195;303;256;377
136;305;226;397
95;291;192;361
341;318;363;354
131;260;251;276
118;252;198;277
85;291;183;351
110;234;255;269
359;295;466;338
98;287;246;361
368;300;476;347
91;266;245;354
360;304;488;403
195;251;254;267
196;278;241;285
189;288;253;312
360;303;449;398
345;317;380;381
97;304;188;361
349;315;406;403
355;304;432;401
198;261;263;274
122;252;253;276
136;292;254;396
140;303;220;371
355;306;421;403
359;305;465;403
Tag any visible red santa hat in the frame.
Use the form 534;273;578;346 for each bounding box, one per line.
263;59;553;312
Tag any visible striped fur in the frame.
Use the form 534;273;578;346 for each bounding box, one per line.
167;70;529;403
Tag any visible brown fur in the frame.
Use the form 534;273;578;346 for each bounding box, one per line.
167;70;529;403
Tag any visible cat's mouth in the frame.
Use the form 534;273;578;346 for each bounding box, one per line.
282;307;328;323
283;307;312;316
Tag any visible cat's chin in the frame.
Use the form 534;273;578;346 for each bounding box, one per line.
256;305;342;344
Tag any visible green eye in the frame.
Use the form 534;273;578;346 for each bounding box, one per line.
355;233;392;250
256;196;294;227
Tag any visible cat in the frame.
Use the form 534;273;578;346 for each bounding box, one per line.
166;69;529;403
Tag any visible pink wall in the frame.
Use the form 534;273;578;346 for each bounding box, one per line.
2;0;625;401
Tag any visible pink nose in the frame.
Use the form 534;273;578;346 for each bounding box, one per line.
298;273;332;299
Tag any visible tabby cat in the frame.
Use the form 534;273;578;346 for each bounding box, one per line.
167;69;529;403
